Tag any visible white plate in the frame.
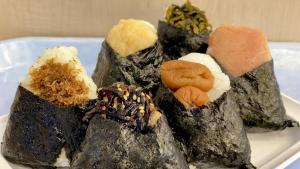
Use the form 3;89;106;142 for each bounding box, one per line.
248;95;300;169
1;37;300;169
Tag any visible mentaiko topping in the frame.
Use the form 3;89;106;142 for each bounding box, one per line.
22;46;97;106
83;83;162;132
165;0;212;35
208;24;272;77
106;19;158;57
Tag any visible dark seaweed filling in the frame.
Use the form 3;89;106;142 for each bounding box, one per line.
83;83;161;132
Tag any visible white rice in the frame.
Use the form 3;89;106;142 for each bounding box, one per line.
179;53;230;101
54;147;70;167
21;46;97;100
106;18;158;57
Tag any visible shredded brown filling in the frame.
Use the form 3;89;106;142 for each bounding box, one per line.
29;59;89;107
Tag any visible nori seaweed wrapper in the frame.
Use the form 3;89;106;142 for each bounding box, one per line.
1;86;93;167
157;20;211;59
231;60;299;131
71;114;189;169
155;85;254;168
92;41;167;95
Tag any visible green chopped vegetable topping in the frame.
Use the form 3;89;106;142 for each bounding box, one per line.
165;0;212;35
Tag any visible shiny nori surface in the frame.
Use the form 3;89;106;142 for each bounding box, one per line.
155;85;253;168
157;20;210;59
71;114;189;169
92;41;166;95
231;60;299;131
1;86;88;167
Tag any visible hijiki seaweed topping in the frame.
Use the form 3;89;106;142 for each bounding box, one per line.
165;0;212;35
83;83;161;132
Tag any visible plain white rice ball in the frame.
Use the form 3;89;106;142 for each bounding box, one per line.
179;53;231;101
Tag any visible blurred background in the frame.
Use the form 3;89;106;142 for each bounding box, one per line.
0;0;300;41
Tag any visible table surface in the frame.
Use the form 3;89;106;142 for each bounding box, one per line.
0;37;300;169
